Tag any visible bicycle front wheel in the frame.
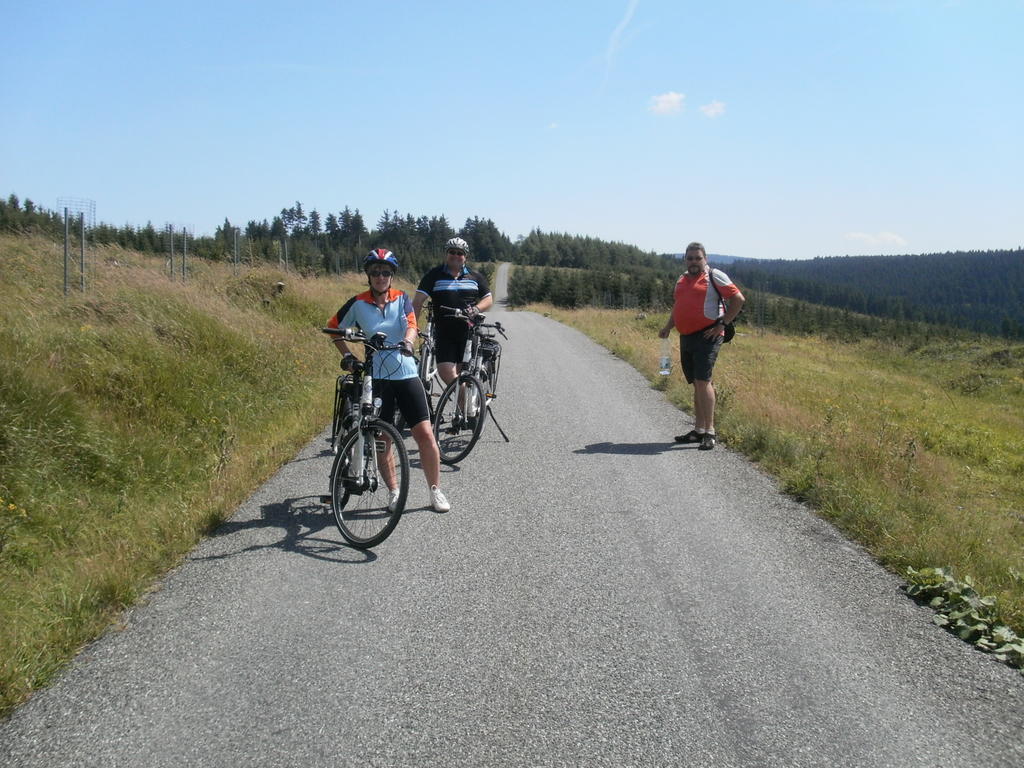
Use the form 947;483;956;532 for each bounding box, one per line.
329;418;409;548
330;376;346;453
433;375;486;464
482;354;500;398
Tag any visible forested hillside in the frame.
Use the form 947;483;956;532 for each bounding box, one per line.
0;195;513;280
727;250;1024;338
4;192;1020;338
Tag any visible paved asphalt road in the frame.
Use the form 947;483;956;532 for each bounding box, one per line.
2;265;1023;767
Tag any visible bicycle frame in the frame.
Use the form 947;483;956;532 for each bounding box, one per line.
319;327;411;548
324;329;402;491
432;307;510;457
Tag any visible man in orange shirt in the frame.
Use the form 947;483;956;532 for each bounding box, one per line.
658;242;745;450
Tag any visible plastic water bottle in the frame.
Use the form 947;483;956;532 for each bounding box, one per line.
659;337;672;376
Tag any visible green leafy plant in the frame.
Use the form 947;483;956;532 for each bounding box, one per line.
906;566;1024;673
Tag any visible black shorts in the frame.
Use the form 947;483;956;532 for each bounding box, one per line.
434;323;471;365
679;331;722;384
374;377;431;428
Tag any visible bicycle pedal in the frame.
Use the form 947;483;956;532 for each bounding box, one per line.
319;494;332;504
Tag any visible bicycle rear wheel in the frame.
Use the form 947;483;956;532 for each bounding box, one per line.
419;343;443;422
329;418;409;548
396;345;442;431
433;375;486;464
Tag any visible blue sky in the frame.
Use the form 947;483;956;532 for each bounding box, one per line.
2;0;1021;260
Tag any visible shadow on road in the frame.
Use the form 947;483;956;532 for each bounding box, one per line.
195;494;430;564
574;441;691;455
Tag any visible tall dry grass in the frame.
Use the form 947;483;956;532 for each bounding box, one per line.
0;234;368;715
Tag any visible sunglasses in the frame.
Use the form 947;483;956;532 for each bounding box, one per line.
447;249;466;256
367;270;394;278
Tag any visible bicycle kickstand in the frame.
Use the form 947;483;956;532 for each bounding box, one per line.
488;406;510;443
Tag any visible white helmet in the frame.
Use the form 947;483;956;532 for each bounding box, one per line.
445;236;469;254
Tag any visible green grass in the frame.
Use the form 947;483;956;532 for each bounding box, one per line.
0;234;369;715
539;305;1024;641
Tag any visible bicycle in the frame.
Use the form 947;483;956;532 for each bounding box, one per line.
319;328;410;549
432;307;509;464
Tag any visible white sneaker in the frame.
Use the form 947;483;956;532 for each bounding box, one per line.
430;485;450;513
387;488;401;513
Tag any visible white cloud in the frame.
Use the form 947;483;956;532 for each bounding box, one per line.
649;91;685;115
699;100;726;118
547;122;559;130
844;231;909;247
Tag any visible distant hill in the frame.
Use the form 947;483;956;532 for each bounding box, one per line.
725;249;1024;338
662;252;755;265
709;254;758;266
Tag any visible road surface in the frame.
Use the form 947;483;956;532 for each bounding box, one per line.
2;263;1022;767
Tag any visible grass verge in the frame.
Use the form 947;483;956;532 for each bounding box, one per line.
0;234;370;716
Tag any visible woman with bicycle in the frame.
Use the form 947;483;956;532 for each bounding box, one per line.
327;249;451;513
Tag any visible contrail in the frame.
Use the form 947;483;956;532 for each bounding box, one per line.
604;0;640;82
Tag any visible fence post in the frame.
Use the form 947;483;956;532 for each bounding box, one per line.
63;208;69;296
168;225;175;278
79;213;86;291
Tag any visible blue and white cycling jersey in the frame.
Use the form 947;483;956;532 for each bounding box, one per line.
328;288;418;380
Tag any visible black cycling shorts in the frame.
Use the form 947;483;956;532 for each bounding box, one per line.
433;323;471;365
679;331;723;384
374;377;431;428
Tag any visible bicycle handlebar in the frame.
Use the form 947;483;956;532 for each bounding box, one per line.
437;305;475;320
321;328;408;352
437;306;508;339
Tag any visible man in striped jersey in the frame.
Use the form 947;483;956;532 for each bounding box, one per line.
413;237;493;387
